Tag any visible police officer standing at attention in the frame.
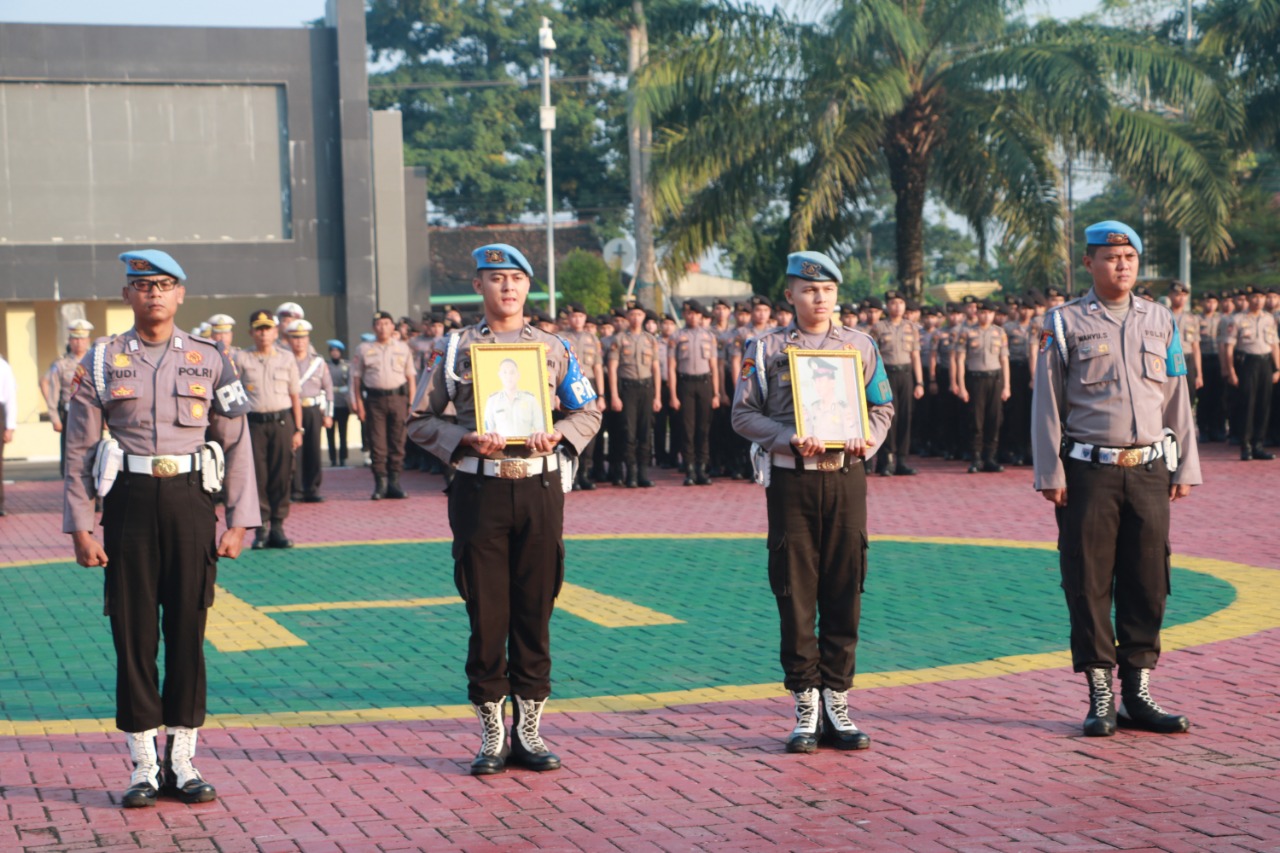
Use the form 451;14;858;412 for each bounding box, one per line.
206;314;237;357
325;340;351;468
63;250;258;807
41;318;94;476
732;251;893;754
234;311;303;549
669;299;721;486
956;299;1011;473
1032;220;1200;738
407;243;601;775
869;290;923;476
1223;285;1280;459
351;311;416;499
284;320;333;501
560;303;605;490
608;302;662;488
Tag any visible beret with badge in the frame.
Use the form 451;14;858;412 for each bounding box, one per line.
472;243;533;277
119;249;186;281
1084;220;1143;254
785;251;843;283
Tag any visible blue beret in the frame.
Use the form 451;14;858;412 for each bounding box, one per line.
1084;220;1143;255
119;249;186;281
472;243;533;277
360;332;376;342
786;251;842;284
326;339;346;351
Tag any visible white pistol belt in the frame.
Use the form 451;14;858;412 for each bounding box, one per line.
771;451;846;472
125;453;202;478
1067;441;1163;468
456;455;560;479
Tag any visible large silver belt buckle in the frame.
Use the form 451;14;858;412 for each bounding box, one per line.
151;456;181;478
498;459;528;479
1116;448;1144;467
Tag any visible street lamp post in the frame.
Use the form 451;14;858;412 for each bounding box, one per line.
539;18;557;317
1179;0;1192;289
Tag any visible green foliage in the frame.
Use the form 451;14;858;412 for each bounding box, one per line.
366;0;629;226
556;249;619;313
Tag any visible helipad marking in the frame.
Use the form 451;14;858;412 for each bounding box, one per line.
259;596;463;613
2;537;1275;735
556;582;684;627
205;586;306;652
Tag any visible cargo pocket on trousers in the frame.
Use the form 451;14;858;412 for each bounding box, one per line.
767;531;790;597
858;531;869;593
1164;540;1172;597
554;541;566;600
452;540;471;602
202;543;218;609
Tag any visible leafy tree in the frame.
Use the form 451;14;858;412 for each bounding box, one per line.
1199;0;1280;149
366;0;629;226
642;0;1239;301
556;248;620;313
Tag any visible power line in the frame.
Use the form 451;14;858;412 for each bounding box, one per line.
370;74;602;91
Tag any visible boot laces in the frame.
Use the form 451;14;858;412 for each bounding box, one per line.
822;688;861;733
127;730;159;787
1087;668;1114;716
169;727;203;787
515;697;548;753
476;701;506;757
1129;669;1167;714
792;689;820;735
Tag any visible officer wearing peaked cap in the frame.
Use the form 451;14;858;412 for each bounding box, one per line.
1223;284;1280;459
64;249;259;808
1033;220;1200;738
42;318;94;476
733;250;894;755
284;320;333;501
351;310;416;499
206;314;236;356
407;243;601;775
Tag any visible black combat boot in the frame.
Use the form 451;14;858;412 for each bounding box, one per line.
1117;668;1190;733
819;687;871;750
1252;445;1276;461
121;729;160;808
509;696;562;772
1082;667;1117;737
683;467;696;486
162;727;217;804
251;528;269;550
635;463;654;488
694;464;712;486
982;456;1005;473
371;475;387;500
267;522;293;549
385;473;407;499
470;700;509;776
785;688;822;754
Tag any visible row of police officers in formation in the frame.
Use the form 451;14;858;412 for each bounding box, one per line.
57;220;1265;805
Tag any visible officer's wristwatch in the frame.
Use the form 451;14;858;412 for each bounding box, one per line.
296;427;306;434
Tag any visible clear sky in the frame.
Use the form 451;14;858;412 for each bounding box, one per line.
1;0;1099;28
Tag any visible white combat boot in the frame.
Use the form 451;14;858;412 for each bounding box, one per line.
122;729;160;808
164;727;217;803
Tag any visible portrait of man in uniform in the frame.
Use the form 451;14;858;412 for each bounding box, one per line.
792;351;868;447
473;343;552;443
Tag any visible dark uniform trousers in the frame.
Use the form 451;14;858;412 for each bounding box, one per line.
930;367;952;456
1197;354;1223;439
448;470;565;704
1056;459;1170;673
58;402;69;478
881;365;913;465
249;413;294;523
327;406;350;466
293;405;325;496
653;397;680;466
619;378;654;468
966;370;1003;461
595;408;621;479
1002;361;1032;460
102;472;216;732
765;463;868;692
0;402;6;513
1234;353;1273;448
677;374;713;467
366;387;409;476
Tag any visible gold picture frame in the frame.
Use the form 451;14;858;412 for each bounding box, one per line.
788;348;870;449
471;343;554;444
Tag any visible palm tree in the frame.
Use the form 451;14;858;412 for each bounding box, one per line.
1198;0;1280;149
643;0;1240;299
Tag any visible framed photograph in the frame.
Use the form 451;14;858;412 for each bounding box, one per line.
788;349;869;448
471;343;554;444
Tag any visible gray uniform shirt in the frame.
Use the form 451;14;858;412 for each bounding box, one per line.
1031;287;1201;489
350;338;415;405
671;326;717;375
608;329;660;380
958;324;1008;373
731;322;894;456
46;354;80;407
869;319;919;366
297;352;335;413
407;322;602;463
234;346;301;413
62;329;259;531
1224;312;1279;355
1004;320;1033;364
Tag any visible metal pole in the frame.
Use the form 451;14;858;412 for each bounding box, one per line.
539;18;557;317
1178;0;1192;289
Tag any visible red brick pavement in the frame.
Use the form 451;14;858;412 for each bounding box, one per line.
2;443;1279;851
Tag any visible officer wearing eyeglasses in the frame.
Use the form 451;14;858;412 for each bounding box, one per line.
62;250;259;808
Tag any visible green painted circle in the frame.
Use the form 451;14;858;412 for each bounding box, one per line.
0;539;1235;721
